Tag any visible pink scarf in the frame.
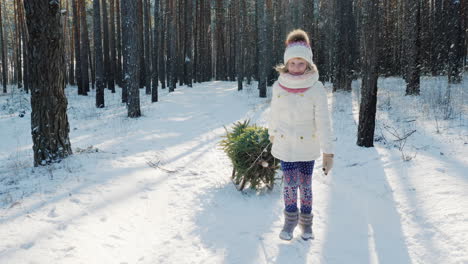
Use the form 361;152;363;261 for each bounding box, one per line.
279;83;309;93
278;72;319;93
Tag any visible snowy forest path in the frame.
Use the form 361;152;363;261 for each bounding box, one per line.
1;81;467;263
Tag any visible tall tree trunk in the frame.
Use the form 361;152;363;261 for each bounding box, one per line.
236;0;244;91
333;0;355;92
19;0;29;93
185;0;193;87
72;0;83;93
404;0;420;95
116;0;123;88
144;0;151;94
109;0;117;92
122;0;141;117
159;0;166;89
357;0;379;147
447;0;465;83
94;0;105;107
266;0;275;86
257;0;267;98
14;0;23;89
102;0;111;90
24;0;73;166
79;0;90;95
168;0;176;92
67;0;75;86
88;41;95;89
0;0;7;93
137;0;145;88
215;0;227;81
152;0;159;102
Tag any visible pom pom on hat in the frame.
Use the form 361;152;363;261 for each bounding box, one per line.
284;29;313;66
285;29;310;46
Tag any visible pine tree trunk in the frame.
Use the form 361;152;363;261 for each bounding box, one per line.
257;0;267;98
357;0;379;147
405;0;420;95
215;0;227;81
121;0;127;102
152;0;159;102
137;0;145;88
236;0;244;91
109;0;117;92
122;0;141;117
94;0;105;108
159;0;166;89
144;0;151;94
447;0;464;83
266;0;275;86
102;0;111;90
116;0;123;88
185;0;193;87
14;0;23;89
66;0;75;86
79;0;90;95
168;0;176;92
19;0;29;93
333;0;355;92
24;0;73;166
0;0;7;93
72;0;83;94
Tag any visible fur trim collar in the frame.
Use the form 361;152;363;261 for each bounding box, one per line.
278;71;319;89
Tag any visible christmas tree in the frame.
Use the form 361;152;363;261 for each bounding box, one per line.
220;120;278;191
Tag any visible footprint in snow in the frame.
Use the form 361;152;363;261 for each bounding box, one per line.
48;207;59;218
69;198;81;204
20;242;35;250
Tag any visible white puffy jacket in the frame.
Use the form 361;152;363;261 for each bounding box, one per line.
268;73;334;162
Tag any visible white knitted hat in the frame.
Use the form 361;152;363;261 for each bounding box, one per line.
283;30;313;66
284;41;313;66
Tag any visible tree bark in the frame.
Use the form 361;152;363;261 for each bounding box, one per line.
185;0;193;87
137;0;145;88
447;0;465;83
404;0;420;95
72;0;83;93
144;0;151;94
152;0;159;102
257;0;267;98
168;0;176;92
94;0;105;107
357;0;379;147
109;0;117;92
0;0;7;93
236;0;244;91
79;0;90;94
333;0;355;92
116;0;122;88
159;0;166;89
102;0;111;90
122;0;141;117
24;0;73;166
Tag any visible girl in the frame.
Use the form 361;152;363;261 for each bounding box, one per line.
268;29;334;241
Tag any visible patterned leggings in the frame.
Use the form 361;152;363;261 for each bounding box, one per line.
281;160;315;214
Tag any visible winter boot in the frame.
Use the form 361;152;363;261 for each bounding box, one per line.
299;212;314;240
279;210;299;241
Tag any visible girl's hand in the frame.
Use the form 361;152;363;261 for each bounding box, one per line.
322;153;334;175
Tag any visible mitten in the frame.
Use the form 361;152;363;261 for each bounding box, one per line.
322;153;334;175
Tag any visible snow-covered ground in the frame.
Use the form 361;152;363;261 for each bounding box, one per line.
0;75;467;264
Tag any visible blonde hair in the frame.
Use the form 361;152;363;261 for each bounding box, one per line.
275;61;318;74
